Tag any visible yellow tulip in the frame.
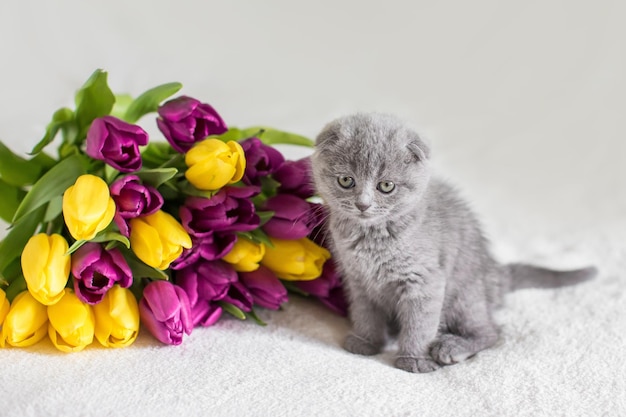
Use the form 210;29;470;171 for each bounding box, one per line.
93;285;139;348
47;289;95;352
185;139;246;190
63;174;116;241
1;291;48;348
222;237;265;272
0;288;10;327
261;237;331;281
129;210;192;270
21;233;71;305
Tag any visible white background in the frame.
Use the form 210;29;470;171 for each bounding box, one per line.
1;0;624;240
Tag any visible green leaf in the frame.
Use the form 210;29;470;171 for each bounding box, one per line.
246;308;267;326
123;250;169;281
43;195;63;223
136;168;178;188
74;69;115;138
0;142;48;186
179;181;220;199
215;128;245;142
5;275;27;302
141;142;178;168
0;257;23;287
282;281;310;297
0;179;26;223
218;301;247;320
29;107;75;155
66;239;87;255
91;232;131;249
238;229;273;248
124;82;183;124
0;205;46;274
12;154;87;223
260;176;281;198
256;211;274;227
111;94;134;119
240;127;314;147
104;165;120;184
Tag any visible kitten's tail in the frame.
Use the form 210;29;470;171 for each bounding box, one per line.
506;263;597;291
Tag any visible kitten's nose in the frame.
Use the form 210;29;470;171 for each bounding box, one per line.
355;202;371;212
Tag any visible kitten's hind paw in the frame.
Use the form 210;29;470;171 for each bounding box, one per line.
394;356;441;373
343;333;382;356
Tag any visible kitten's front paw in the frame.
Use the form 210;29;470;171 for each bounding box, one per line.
343;333;382;356
394;356;441;373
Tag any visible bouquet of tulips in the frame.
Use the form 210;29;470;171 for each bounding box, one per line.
0;70;346;352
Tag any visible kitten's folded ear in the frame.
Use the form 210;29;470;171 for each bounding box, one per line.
315;123;339;151
407;131;431;162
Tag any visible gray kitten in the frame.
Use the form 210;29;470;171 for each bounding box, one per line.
310;113;597;373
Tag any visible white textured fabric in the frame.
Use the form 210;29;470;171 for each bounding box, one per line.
1;1;625;416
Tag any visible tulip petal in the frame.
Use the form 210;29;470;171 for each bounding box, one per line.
94;285;139;348
63;175;115;241
47;289;95;352
22;233;70;305
1;291;48;347
141;280;182;323
130;218;164;269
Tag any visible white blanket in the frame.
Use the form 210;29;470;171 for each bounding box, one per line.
1;1;625;416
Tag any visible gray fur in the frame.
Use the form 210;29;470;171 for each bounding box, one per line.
311;113;597;373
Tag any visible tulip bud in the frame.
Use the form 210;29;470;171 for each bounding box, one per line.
139;280;192;345
176;260;236;326
157;96;227;153
21;233;71;305
185;139;246;190
93;285;139;348
71;243;133;305
86;116;149;172
47;289;95;352
110;174;163;222
261;237;330;281
0;289;9;326
273;157;315;198
239;266;288;310
261;194;319;240
1;291;48;348
222;237;265;272
240;137;285;186
180;186;260;237
129;210;192;270
63;174;116;241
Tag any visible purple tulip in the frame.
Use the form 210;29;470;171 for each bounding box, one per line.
176;260;237;326
139;280;193;345
222;281;254;313
273;157;315;198
239;266;288;310
110;175;164;237
110;175;163;218
71;243;133;305
180;186;260;237
86;116;148;172
189;303;223;328
157;96;227;153
240;137;285;186
295;261;347;316
170;233;237;270
261;194;321;240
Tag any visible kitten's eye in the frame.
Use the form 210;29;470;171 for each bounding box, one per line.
377;181;395;193
337;176;355;189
